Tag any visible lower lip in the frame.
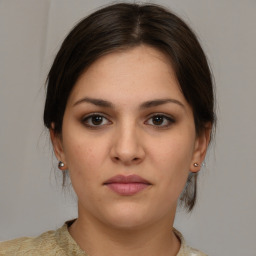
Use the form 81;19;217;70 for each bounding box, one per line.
105;183;149;196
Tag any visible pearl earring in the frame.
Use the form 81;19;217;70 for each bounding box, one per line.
58;161;65;169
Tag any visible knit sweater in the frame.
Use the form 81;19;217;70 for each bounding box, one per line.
0;222;207;256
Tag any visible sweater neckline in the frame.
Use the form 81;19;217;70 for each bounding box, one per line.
56;219;188;256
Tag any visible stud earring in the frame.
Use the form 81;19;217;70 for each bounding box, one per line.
193;163;200;167
58;161;65;170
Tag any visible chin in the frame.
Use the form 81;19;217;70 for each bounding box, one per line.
99;203;158;231
106;216;150;231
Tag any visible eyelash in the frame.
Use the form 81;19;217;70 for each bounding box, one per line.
145;114;175;128
81;113;175;129
82;113;112;128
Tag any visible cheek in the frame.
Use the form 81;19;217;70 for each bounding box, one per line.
147;133;195;193
63;136;105;179
63;140;104;202
149;135;194;170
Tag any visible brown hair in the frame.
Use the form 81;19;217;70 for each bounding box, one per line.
44;3;215;211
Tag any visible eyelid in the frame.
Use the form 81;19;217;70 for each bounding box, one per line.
144;113;175;127
80;112;175;129
81;112;112;128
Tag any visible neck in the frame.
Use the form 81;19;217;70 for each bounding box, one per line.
69;209;180;256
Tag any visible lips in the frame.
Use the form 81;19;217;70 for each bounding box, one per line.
103;175;151;196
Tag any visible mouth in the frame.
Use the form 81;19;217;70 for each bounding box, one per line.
103;175;152;196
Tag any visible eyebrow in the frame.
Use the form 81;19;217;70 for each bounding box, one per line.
140;98;185;109
73;97;185;109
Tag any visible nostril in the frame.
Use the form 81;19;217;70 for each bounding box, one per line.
112;156;141;164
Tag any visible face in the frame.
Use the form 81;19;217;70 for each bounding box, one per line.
51;45;209;230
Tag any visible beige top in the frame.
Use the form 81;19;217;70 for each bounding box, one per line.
0;221;207;256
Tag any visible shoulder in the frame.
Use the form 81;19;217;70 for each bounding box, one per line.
0;221;86;256
183;246;208;256
0;229;64;256
174;228;208;256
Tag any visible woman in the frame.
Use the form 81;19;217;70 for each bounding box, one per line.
0;3;215;255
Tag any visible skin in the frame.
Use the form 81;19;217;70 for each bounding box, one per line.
51;45;211;256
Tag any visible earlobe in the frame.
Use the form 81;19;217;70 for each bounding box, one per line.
49;124;66;167
58;161;66;171
190;124;212;173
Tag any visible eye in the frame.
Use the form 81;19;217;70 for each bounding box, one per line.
145;114;175;128
82;114;111;128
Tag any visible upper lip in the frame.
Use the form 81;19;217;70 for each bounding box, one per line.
104;175;151;185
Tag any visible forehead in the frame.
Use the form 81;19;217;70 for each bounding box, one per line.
67;45;187;108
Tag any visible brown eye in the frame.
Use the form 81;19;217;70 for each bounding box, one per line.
152;116;164;125
146;114;175;128
91;115;104;125
82;114;111;127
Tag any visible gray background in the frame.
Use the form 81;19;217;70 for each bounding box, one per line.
0;1;256;255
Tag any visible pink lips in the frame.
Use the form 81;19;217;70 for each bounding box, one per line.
104;175;151;196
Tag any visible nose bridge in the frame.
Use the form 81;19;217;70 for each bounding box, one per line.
118;119;137;149
111;117;144;164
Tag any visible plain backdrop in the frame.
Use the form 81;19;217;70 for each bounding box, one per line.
0;1;256;255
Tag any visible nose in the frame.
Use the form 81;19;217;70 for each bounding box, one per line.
110;123;145;166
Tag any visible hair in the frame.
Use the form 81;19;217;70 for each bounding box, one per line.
43;3;215;211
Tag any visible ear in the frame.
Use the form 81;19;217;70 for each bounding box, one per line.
50;123;67;169
190;123;212;173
